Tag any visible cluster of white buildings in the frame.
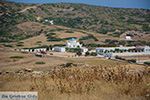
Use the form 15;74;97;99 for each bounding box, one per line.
53;38;88;53
16;48;47;53
96;46;150;58
16;38;88;54
15;36;150;58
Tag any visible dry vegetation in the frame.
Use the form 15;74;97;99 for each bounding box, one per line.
0;65;150;100
121;55;150;61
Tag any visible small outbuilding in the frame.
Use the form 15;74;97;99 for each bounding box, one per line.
81;47;88;53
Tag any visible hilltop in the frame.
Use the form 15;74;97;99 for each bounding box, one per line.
0;1;150;48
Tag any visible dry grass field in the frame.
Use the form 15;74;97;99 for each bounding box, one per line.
121;55;150;61
0;65;150;100
0;50;67;71
0;49;149;100
0;50;146;71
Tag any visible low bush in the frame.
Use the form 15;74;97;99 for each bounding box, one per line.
9;56;24;58
35;62;45;64
85;51;90;56
3;44;13;47
91;52;97;56
16;44;24;46
127;59;136;63
65;31;74;33
50;53;53;55
144;62;150;65
65;63;73;67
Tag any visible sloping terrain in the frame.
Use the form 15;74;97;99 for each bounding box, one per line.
0;0;150;47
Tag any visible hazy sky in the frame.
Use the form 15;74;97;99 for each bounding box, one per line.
3;0;150;9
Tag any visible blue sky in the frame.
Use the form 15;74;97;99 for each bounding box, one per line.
3;0;150;9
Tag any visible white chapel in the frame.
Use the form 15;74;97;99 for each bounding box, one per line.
66;38;82;48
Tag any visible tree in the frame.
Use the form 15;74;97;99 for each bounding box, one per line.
91;52;97;56
76;51;82;56
85;51;90;56
115;55;119;59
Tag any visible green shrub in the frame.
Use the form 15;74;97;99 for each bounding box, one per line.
3;44;13;47
79;34;98;41
44;9;52;15
65;63;73;67
49;33;56;35
10;56;24;58
144;62;150;65
50;53;53;55
115;55;119;59
112;32;121;37
85;51;90;56
142;24;150;31
65;31;74;33
50;29;56;32
76;51;82;56
58;10;64;13
90;52;97;56
16;44;24;46
18;42;24;44
57;28;64;31
127;59;136;63
35;62;45;64
36;41;42;43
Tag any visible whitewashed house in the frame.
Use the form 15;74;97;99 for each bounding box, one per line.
124;36;132;40
44;19;54;25
66;38;82;48
44;19;48;22
49;20;53;25
53;47;66;52
29;49;33;52
24;49;29;52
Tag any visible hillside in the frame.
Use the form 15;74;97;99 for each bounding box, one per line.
0;0;150;48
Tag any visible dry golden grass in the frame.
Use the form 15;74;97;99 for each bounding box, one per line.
55;31;87;39
0;65;150;100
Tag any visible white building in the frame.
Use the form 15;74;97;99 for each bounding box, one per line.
34;48;47;52
49;20;53;25
96;46;135;55
44;19;53;25
53;47;66;52
66;38;82;48
96;46;150;58
81;47;88;53
16;48;48;52
124;36;132;40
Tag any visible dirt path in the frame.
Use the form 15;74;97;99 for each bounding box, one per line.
19;4;42;13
